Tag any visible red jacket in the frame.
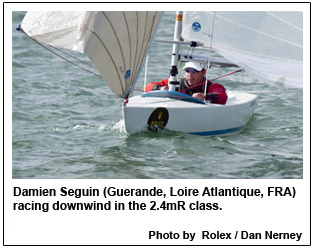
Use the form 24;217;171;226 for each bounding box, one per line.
144;78;227;104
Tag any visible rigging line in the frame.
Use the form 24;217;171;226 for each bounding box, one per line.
180;69;242;94
178;43;183;82
204;11;216;98
134;87;144;92
47;44;97;70
132;12;161;96
144;54;149;90
142;12;159;67
210;69;243;82
19;27;102;78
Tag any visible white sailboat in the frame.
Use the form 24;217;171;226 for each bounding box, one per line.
18;11;302;136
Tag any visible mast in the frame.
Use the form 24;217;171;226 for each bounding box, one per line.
168;11;183;91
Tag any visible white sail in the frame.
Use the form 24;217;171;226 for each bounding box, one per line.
181;11;303;88
21;11;163;98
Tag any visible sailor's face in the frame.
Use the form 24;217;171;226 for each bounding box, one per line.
185;69;205;86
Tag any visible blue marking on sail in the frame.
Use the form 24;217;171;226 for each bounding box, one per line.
125;69;131;80
192;22;201;32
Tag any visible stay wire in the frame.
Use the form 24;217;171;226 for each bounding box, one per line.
18;27;102;78
180;68;242;94
204;11;216;97
47;44;97;70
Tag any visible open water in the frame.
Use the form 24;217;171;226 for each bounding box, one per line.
12;12;303;179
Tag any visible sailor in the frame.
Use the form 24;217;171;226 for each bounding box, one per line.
144;62;228;104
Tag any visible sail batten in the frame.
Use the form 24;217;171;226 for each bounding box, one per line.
20;11;163;98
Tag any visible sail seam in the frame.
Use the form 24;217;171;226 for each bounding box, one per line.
89;30;123;89
215;45;302;63
266;11;303;32
101;12;126;93
123;12;132;84
132;12;139;85
216;14;303;49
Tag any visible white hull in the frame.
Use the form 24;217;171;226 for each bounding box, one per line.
122;91;258;136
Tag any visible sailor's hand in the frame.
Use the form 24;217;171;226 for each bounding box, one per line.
160;85;169;91
192;93;205;101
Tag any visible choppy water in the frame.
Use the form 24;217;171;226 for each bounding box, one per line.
12;11;303;179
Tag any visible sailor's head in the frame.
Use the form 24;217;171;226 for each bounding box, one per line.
183;62;207;86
